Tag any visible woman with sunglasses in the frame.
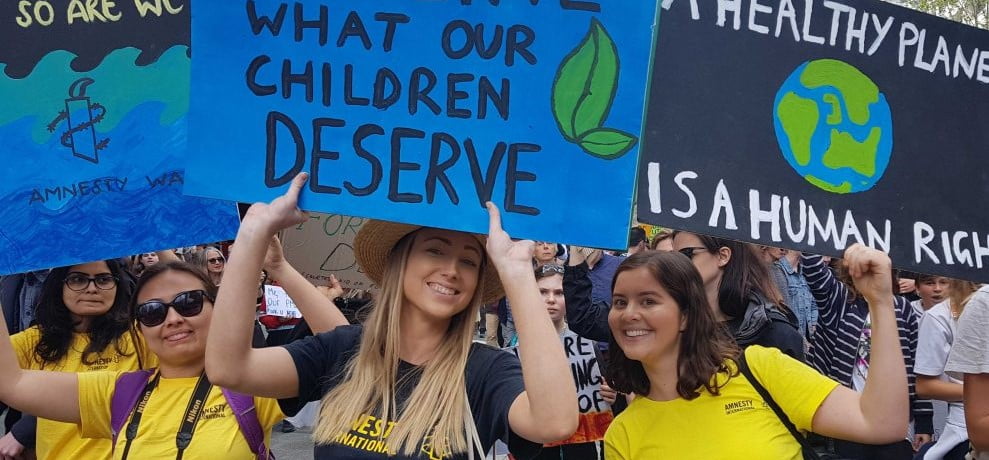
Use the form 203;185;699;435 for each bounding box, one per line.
0;260;154;460
604;247;909;459
200;247;226;286
205;173;577;459
0;254;348;458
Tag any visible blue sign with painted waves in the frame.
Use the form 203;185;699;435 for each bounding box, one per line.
0;0;239;275
186;0;660;250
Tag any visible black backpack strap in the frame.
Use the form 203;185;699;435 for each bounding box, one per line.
738;349;821;460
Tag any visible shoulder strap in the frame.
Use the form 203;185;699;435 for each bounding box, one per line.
737;350;820;460
220;388;274;460
110;369;155;446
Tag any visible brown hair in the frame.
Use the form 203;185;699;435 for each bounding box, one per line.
606;251;740;400
949;279;980;315
649;229;673;250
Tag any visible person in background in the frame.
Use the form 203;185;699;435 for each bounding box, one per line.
915;280;980;459
777;250;818;346
945;284;989;459
505;264;612;459
625;228;648;257
534;241;562;267
912;274;951;315
200;247;226;286
649;229;674;252
0;260;155;459
604;247;910;459
801;253;933;458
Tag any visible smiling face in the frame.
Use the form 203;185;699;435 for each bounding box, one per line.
608;267;685;364
62;261;118;324
137;270;213;369
401;229;483;322
537;274;565;326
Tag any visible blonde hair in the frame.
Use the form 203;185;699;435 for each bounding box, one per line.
313;231;485;456
949;279;980;315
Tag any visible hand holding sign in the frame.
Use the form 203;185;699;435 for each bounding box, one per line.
485;202;534;281
315;276;344;302
263;234;289;274
243;172;310;235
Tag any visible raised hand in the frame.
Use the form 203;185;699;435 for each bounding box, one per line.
485;202;534;278
842;243;894;306
263;235;288;273
315;275;344;301
243;172;310;235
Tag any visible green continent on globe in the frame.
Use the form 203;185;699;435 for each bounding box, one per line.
777;92;818;167
824;127;881;177
799;59;878;125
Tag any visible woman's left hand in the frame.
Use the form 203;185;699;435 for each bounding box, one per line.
485;202;534;277
243;172;310;234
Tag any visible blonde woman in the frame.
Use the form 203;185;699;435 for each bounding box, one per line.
206;173;578;459
915;279;981;459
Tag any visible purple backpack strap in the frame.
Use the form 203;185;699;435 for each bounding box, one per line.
110;369;155;447
220;388;274;460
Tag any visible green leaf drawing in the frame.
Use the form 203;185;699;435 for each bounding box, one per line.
551;19;636;160
578;127;637;158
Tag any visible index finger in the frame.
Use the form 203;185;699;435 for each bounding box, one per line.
486;202;502;235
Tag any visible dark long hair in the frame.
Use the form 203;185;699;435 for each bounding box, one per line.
674;232;787;319
33;259;136;366
607;251;739;400
133;261;218;314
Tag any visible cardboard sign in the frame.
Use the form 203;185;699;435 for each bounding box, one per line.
0;0;240;275
638;0;989;282
263;284;301;318
184;0;660;250
281;212;376;291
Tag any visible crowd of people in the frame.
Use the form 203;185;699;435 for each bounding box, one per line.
0;173;985;460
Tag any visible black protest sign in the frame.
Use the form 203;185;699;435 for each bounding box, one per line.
638;0;989;282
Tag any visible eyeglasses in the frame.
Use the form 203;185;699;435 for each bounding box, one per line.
135;290;212;327
677;247;708;259
64;273;118;292
207;257;225;264
537;264;565;276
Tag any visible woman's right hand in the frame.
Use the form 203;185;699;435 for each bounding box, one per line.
842;244;894;306
242;172;310;235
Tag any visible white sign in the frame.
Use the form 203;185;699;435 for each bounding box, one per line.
263;285;301;318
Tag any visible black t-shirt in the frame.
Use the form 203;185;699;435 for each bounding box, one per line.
280;325;542;459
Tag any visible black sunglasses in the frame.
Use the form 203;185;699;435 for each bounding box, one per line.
207;257;225;264
677;247;708;259
135;290;212;327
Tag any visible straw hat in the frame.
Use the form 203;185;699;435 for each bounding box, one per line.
354;220;505;304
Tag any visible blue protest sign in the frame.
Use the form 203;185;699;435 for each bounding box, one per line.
0;2;240;276
186;0;659;250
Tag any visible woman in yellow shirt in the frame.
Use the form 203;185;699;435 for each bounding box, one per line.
1;259;154;459
0;255;347;459
604;246;911;460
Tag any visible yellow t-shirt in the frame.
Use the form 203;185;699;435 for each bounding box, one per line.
78;371;285;460
604;346;839;460
11;326;157;460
